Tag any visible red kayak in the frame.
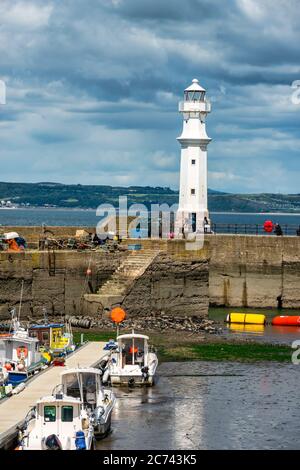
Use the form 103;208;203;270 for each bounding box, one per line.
272;316;300;326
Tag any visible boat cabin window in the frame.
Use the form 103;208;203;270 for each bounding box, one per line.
42;332;49;342
120;338;145;366
52;329;62;341
61;405;73;422
44;406;56;422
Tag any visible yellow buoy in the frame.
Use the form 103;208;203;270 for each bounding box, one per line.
226;313;266;325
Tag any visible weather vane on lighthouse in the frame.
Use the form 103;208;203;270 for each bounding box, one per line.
175;78;212;237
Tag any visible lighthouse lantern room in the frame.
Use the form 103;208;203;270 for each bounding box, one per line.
175;78;211;236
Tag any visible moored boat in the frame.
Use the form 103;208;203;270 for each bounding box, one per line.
0;309;48;387
29;319;75;357
105;331;158;387
18;389;95;450
61;367;116;438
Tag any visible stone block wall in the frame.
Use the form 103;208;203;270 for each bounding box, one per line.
208;235;300;309
0;233;299;320
122;252;209;317
0;250;125;320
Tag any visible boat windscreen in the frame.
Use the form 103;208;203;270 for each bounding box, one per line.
119;338;145;366
63;372;97;404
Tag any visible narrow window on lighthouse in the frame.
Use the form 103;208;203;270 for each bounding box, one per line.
191;189;195;195
191;159;196;165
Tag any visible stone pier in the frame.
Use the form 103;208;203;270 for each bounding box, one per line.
0;238;209;320
0;229;299;320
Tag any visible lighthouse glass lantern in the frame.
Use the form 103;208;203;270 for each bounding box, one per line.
175;79;212;237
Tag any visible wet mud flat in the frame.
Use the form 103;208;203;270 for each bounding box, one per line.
97;361;300;450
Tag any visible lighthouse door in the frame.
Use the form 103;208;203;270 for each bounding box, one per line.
191;213;197;233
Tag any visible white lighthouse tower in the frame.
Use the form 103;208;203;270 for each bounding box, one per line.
175;78;211;236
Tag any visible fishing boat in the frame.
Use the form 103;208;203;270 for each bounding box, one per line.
61;367;116;438
29;315;75;358
106;331;158;387
18;388;95;450
0;309;47;386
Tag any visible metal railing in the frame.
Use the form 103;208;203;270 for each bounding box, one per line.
211;223;300;236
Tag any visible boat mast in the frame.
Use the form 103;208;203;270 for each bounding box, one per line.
18;279;24;322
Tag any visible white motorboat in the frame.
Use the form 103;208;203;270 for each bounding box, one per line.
0;309;45;386
18;389;95;450
61;367;116;438
107;332;158;386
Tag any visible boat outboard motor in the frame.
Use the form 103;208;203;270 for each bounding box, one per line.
43;434;62;450
141;366;149;382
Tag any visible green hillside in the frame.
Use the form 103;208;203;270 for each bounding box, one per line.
0;182;299;213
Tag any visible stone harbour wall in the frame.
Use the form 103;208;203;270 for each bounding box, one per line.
122;252;208;317
0;250;126;320
0;232;299;321
208;235;300;309
0;241;209;320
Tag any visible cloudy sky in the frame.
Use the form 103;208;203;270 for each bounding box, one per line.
0;0;299;193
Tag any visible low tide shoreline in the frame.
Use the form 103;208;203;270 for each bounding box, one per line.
73;330;293;363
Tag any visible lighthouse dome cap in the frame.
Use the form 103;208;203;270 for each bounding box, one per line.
184;78;206;92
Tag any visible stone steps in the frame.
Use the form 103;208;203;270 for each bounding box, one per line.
85;249;160;310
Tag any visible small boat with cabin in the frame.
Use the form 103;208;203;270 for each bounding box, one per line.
0;309;47;386
106;331;158;386
61;367;116;438
29;316;75;358
18;388;95;450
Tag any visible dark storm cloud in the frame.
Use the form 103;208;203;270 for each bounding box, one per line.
0;0;299;192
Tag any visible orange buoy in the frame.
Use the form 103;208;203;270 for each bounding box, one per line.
5;363;12;371
110;307;126;324
272;316;300;326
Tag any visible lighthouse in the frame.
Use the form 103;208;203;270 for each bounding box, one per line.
175;78;211;236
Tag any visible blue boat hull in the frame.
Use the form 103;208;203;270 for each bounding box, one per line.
8;371;28;386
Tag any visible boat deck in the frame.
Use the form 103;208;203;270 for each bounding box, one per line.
0;341;107;449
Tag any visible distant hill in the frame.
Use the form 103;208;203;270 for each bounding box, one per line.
0;182;299;213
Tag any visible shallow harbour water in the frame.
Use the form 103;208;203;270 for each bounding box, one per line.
209;307;300;345
97;361;300;450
